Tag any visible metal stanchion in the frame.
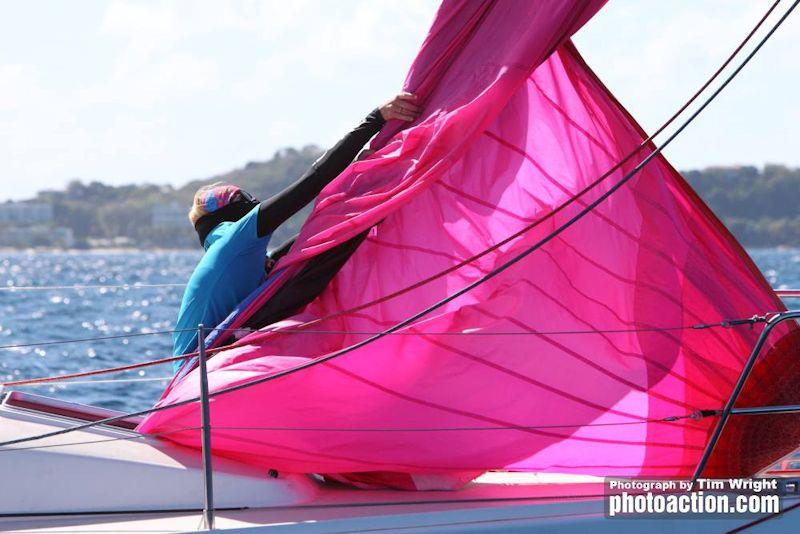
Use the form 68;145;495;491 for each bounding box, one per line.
197;324;216;530
691;310;800;485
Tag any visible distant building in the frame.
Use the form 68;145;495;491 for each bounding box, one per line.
0;202;53;225
0;226;74;248
85;236;133;249
151;202;187;228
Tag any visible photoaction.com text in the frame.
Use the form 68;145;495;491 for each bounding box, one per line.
605;478;787;518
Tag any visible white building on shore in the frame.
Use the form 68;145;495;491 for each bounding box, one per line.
0;202;73;248
151;202;187;228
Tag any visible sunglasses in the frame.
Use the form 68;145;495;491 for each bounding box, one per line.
236;189;259;204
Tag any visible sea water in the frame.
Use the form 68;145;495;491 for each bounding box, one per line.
0;248;798;413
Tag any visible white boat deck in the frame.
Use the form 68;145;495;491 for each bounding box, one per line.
1;473;610;533
0;390;608;532
4;477;798;533
1;391;798;532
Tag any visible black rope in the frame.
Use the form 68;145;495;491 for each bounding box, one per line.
0;0;795;450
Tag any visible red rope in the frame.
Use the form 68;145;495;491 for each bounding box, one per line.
3;354;185;387
2;345;235;387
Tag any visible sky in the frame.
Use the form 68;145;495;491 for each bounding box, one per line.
0;0;798;201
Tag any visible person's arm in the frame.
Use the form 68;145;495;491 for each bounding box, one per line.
256;93;421;238
269;235;297;262
264;234;297;275
256;110;383;237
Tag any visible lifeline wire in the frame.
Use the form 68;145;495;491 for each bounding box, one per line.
0;0;794;450
0;317;758;353
1;315;769;387
0;329;189;351
15;377;172;386
0;412;711;454
0;327;253;352
0;283;185;291
201;412;710;432
0;426;202;453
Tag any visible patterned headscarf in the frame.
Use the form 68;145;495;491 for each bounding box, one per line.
190;182;259;246
190;182;248;224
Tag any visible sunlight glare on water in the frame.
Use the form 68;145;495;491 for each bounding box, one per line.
0;250;199;411
0;248;797;413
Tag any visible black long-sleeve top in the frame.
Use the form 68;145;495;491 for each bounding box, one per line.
256;109;385;238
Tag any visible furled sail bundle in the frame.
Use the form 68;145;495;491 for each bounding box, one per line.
140;0;800;481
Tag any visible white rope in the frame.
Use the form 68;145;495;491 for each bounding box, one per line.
0;283;185;291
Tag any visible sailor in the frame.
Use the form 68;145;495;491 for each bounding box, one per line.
172;93;421;373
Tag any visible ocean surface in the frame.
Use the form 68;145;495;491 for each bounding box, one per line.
0;248;799;414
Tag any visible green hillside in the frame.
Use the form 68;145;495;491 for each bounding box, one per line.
684;165;800;247
30;146;323;248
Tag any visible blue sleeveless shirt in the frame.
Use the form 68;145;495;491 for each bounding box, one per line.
172;206;271;372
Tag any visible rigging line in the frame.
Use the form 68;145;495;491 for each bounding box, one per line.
0;0;794;449
0;327;257;386
0;330;187;351
1;315;766;387
14;377;172;386
2;353;197;386
0;326;255;351
0;282;186;291
0;426;201;453
239;0;783;339
1;345;230;386
205;413;709;432
208;320;766;336
0;412;712;454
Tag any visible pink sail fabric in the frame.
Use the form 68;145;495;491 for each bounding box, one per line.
140;0;800;480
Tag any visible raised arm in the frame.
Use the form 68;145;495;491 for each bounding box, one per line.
256;93;420;238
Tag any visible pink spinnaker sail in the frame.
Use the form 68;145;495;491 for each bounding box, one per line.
140;0;800;481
